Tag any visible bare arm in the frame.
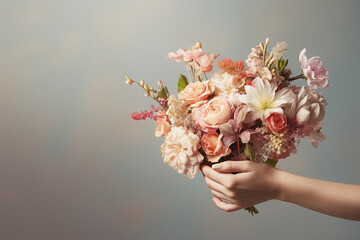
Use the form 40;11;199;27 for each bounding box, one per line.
277;169;360;220
200;161;360;221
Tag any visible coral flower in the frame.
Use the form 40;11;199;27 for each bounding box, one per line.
217;58;246;79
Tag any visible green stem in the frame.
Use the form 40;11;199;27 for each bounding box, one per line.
288;73;306;82
135;82;168;111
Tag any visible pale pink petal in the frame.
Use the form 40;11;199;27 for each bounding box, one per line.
222;135;237;147
299;48;308;69
296;107;310;123
168;49;186;62
239;130;253;143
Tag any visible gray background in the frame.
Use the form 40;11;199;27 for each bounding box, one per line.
0;0;359;239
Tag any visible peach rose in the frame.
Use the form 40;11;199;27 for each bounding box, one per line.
178;81;214;107
155;118;171;137
264;112;288;136
191;97;232;133
201;132;231;163
202;97;232;126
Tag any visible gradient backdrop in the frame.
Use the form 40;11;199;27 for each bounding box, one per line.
1;0;360;239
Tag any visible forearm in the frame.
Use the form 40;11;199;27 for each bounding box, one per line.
276;170;360;221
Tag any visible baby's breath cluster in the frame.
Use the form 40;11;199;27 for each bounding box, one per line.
268;134;286;155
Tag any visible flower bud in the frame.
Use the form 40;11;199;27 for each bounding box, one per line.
195;42;202;50
144;83;149;92
265;37;270;46
140;80;145;87
125;75;134;85
268;58;276;67
158;80;163;89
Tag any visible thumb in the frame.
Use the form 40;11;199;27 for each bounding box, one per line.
212;161;253;173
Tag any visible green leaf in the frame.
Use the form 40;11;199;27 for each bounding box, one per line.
177;74;189;93
164;87;170;98
157;87;168;99
244;143;255;161
265;158;278;167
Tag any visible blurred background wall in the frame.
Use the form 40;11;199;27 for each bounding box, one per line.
0;0;359;239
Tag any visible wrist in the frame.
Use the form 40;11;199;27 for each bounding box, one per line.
272;169;292;202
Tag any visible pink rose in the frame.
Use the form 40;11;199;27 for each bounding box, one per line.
191;97;232;133
178;81;214;107
155;118;171;137
264;112;288;136
201;132;231;163
299;48;331;89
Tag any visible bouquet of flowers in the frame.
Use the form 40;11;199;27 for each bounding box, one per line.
126;38;331;215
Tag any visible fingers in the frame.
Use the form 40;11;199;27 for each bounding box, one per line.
201;164;229;184
204;176;232;197
210;189;234;203
212;160;254;173
212;197;243;212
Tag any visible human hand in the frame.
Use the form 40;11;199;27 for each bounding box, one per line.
200;161;284;212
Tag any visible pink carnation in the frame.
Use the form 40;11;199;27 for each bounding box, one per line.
299;48;331;89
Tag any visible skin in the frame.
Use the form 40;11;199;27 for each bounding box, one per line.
200;161;360;221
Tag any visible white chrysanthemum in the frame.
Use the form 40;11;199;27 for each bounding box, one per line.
166;95;187;126
227;92;244;108
284;86;327;148
160;126;204;179
284;86;326;125
239;77;293;122
210;72;240;97
271;41;288;60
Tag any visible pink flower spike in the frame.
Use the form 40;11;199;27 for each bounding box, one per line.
131;105;164;121
168;49;186;62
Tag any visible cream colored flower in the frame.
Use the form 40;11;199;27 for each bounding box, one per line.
284;86;326;125
284;86;327;148
210;72;240;97
257;67;272;81
239;77;293;122
160;126;204;179
166;95;188;126
271;41;288;60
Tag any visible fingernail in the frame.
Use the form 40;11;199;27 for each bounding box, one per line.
212;164;221;170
